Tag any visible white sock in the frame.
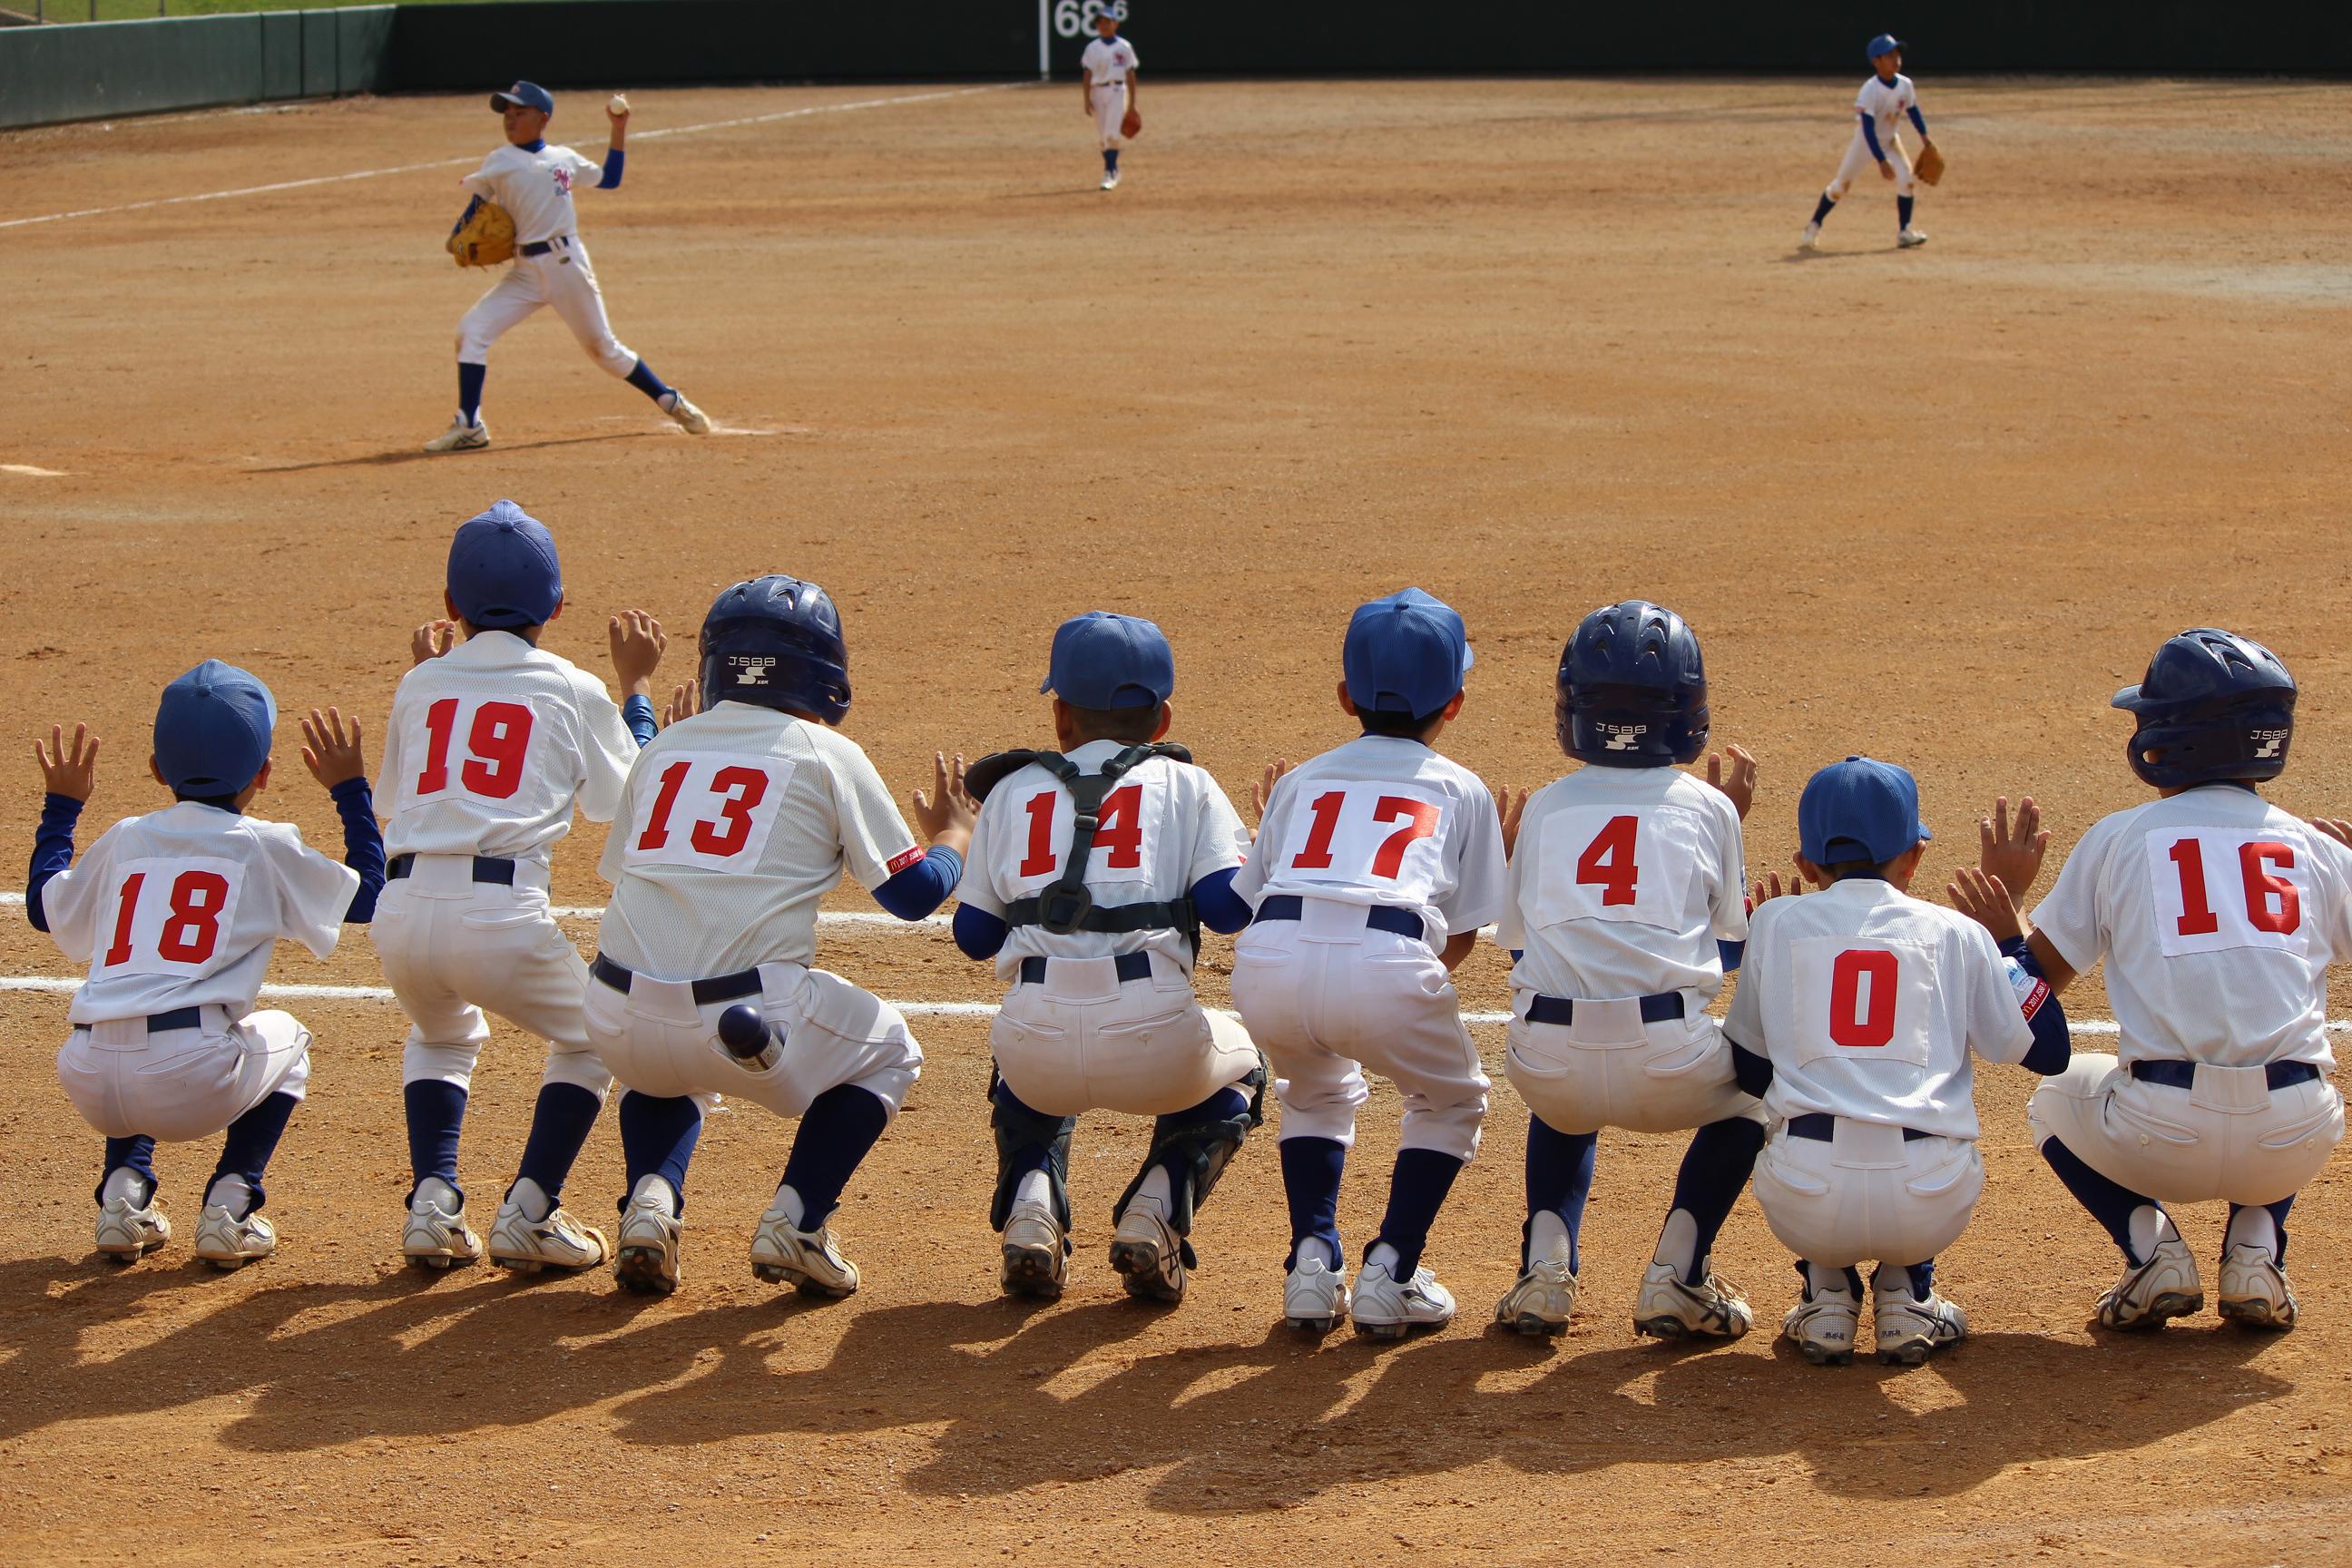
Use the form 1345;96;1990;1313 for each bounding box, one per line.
415;1176;461;1213
1367;1240;1403;1278
2225;1206;2278;1259
1527;1210;1573;1267
1014;1169;1053;1210
629;1174;678;1217
508;1176;552;1223
207;1173;255;1218
102;1167;152;1209
774;1182;807;1230
1651;1209;1699;1279
1129;1163;1172;1220
1294;1234;1336;1271
2128;1204;2178;1266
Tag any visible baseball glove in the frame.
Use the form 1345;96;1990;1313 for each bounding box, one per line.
1121;105;1142;140
1914;142;1945;187
447;201;516;267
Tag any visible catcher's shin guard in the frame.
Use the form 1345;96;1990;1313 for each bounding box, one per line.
988;1074;1076;1235
1110;1058;1267;1269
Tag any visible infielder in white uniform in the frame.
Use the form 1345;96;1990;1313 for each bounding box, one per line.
1974;630;2347;1333
952;612;1263;1304
426;81;710;453
29;663;384;1269
586;575;973;1297
1232;588;1507;1338
1800;34;1935;251
1080;9;1140;191
375;501;665;1275
1727;757;2070;1366
1491;602;1767;1343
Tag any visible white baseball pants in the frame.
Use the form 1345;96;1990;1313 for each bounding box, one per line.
991;952;1259;1119
1752;1119;1982;1269
368;858;610;1100
1230;900;1489;1161
1825;124;1916;200
2028;1053;2345;1208
456;238;637;379
1091;82;1130;150
1504;1001;1761;1137
57;1007;311;1142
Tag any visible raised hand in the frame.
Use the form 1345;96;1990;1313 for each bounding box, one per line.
662;677;700;728
34;722;99;802
1979;795;2050;908
2311;818;2352;850
608;609;666;693
1948;866;2023;942
1748;868;1807;914
411;620;458;665
1705;743;1759;820
911;751;976;845
1494;784;1530;858
1251;759;1292;827
300;708;366;789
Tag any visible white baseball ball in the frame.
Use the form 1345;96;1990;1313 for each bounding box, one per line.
608;93;632;116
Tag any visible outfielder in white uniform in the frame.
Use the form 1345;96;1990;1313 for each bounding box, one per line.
1491;602;1767;1344
952;612;1263;1304
586;574;974;1297
1975;630;2347;1334
1232;588;1507;1339
374;501;666;1275
28;662;384;1269
1080;10;1140;191
1800;34;1936;251
1727;757;2071;1366
426;82;710;454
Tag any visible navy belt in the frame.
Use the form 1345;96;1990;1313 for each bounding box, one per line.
387;854;515;886
1252;894;1428;944
1017;952;1153;985
1524;992;1686;1028
1788;1112;1929;1142
592;953;762;1006
147;1006;204;1034
518;236;573;258
2131;1059;2322;1092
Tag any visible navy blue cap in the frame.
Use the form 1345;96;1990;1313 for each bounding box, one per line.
1040;612;1174;710
491;81;555;114
1343;588;1474;721
1867;33;1902;59
447;500;562;631
154;660;277;797
1798;755;1932;867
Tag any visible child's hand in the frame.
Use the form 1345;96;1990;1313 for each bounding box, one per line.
2312;818;2352;850
300;708;366;789
412;620;458;665
1250;759;1291;829
910;751;976;845
1879;161;1896;181
1978;795;2048;907
1494;785;1529;858
34;722;99;802
1747;869;1806;914
609;610;666;693
662;677;699;728
1705;743;1759;820
1948;867;2023;941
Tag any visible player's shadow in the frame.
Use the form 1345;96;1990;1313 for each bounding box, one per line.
246;433;659;474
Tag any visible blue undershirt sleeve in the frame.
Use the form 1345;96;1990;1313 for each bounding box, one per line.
871;845;962;922
1718;938;1745;974
1861;113;1886;162
954;903;1009;961
451;194;482;237
622;693;657;748
1907;105;1928;137
330;778;387;924
2001;936;2072;1074
1190;867;1251;936
25;792;83;934
597;149;625;190
1730;1037;1775;1098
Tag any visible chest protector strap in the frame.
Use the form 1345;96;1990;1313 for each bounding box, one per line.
972;742;1200;955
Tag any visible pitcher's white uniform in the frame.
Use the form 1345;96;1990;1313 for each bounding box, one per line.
1497;766;1754;1135
456;141;637;379
46;803;356;1142
372;630;639;1104
1827;74;1919;199
1231;737;1506;1161
2025;787;2351;1205
586;702;924;1118
1729;878;2033;1267
1082;34;1140;149
961;742;1256;1117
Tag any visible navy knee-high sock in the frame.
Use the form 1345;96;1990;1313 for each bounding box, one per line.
1809;192;1836;226
2041;1136;2161;1264
99;1135;158;1205
1897;194;1916;230
1524;1116;1597;1269
213;1093;299;1214
513;1083;603;1201
779;1084;891;1226
1372;1146;1465;1279
404;1080;467;1197
457;363;485;423
618;1092;702;1210
1665;1117;1766;1284
624;358;673;403
2229;1196;2298;1266
1279;1136;1346;1269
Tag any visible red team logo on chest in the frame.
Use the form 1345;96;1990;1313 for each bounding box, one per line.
552;166;573;196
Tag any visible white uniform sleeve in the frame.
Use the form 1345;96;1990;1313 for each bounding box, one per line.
1854;79;1876;112
2308;829;2352;961
1123;41;1140;72
264;824;360;960
956;790;1008;918
377;683;411;818
458;152;503;201
1187;774;1250;888
1710;796;1750;943
597;758;638;886
1435;777;1507;936
828;744;924;892
572;672;639;826
568;148;603;189
1230;776;1291;905
37;818;123;965
1722;903;1771;1049
2028;818;2112;977
1962;918;2035;1065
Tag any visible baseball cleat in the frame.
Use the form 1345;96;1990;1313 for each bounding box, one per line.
1493;1258;1578;1338
1798;222;1821;250
750;1203;860;1298
1634;1258;1756;1341
1100;170;1121;191
1350;1260;1456;1340
612;1186;681;1297
1283;1254;1351;1336
402;1187;482;1271
423;413;490;453
1108;1201;1188;1305
2095;1236;2202;1331
660;391;711;436
94;1194;171;1262
1871;1270;1968;1366
2217;1243;2297;1331
1897;228;1929;249
999;1197;1069;1299
193;1204;278;1270
1781;1280;1860;1366
487;1191;609;1275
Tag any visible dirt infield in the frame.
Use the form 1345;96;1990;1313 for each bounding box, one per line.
4;77;2351;1565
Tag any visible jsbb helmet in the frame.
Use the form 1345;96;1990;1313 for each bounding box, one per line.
1559;600;1710;767
2112;628;2296;789
699;574;853;723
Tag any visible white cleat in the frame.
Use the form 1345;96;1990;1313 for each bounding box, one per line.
2217;1243;2297;1331
2096;1236;2202;1331
95;1195;171;1262
612;1186;681;1297
1633;1258;1755;1341
402;1186;482;1271
1798;222;1821;250
999;1197;1069;1299
660;391;711;435
1351;1260;1456;1341
750;1201;860;1298
1897;227;1929;249
423;413;490;453
193;1204;278;1270
1494;1259;1578;1338
1108;1201;1187;1304
1283;1254;1351;1336
487;1191;609;1275
1782;1280;1861;1366
1872;1270;1968;1366
1100;170;1121;191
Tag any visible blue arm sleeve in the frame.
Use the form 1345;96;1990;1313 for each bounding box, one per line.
25;792;83;934
1730;1037;1774;1098
622;693;657;748
450;194;482;237
1861;113;1886;162
1718;939;1745;974
954;902;1009;961
2001;936;2073;1075
1907;105;1928;137
871;845;962;923
1191;867;1251;936
331;779;387;924
597;149;625;190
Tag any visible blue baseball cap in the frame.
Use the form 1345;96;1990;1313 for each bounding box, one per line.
1867;33;1902;60
1040;612;1174;710
1799;755;1932;867
154;660;276;797
490;81;555;114
447;500;562;631
1343;588;1474;721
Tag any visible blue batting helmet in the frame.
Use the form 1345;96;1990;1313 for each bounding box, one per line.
2113;629;2295;789
699;574;853;723
1559;600;1710;767
1867;33;1902;60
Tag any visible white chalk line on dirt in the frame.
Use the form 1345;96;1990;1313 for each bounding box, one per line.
0;83;1024;233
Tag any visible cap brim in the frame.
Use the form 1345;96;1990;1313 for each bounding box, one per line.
490;93;535;111
2111;683;2144;711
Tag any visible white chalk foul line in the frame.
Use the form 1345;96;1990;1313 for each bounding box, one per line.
0;83;1024;233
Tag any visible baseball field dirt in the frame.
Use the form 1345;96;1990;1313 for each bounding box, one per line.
3;77;2350;1565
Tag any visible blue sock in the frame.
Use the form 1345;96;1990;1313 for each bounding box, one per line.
1898;195;1916;230
2229;1196;2297;1266
1104;149;1119;173
212;1092;298;1214
1809;193;1836;226
1666;1116;1766;1284
97;1135;158;1206
1279;1136;1346;1269
618;1092;702;1211
457;362;485;424
1523;1116;1596;1270
404;1080;467;1200
2041;1136;2160;1264
1372;1146;1465;1280
624;357;672;404
779;1084;891;1226
513;1083;603;1202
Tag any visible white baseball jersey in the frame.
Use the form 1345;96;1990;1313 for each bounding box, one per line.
459;141;603;247
1235;736;1506;939
1725;877;2033;1141
1496;765;1748;1002
2031;785;2352;1071
40;802;358;1025
958;740;1248;981
1855;74;1919;146
377;631;638;864
1082;35;1139;86
594;702;923;978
